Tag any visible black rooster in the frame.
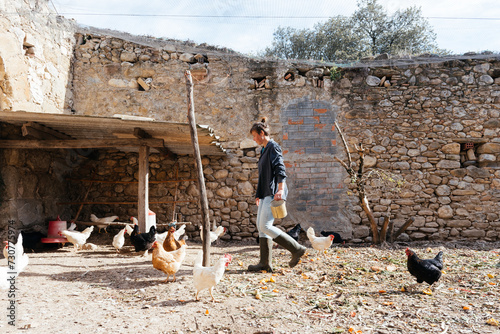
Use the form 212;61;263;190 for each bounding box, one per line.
320;231;344;245
130;224;156;253
406;248;443;287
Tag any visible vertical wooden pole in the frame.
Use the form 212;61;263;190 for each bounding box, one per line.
185;70;211;266
138;144;150;233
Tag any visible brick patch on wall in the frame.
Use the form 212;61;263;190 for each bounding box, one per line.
281;98;343;228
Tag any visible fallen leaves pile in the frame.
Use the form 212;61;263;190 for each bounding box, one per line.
223;240;500;333
4;238;500;334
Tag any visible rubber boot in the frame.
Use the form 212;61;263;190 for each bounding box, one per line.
273;233;306;268
248;237;273;272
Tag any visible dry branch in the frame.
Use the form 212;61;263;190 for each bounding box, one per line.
391;217;415;242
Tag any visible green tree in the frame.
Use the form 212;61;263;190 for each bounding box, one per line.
264;0;439;61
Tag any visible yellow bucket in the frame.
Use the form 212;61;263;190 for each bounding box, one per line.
270;200;287;219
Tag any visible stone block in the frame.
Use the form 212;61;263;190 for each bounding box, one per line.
410;232;426;239
216;187;233;198
237;181;254;196
450;169;467;178
393;162;410;170
436;160;461;169
478;154;496;162
441;143;460;154
461;229;486;238
213;169;229;179
419;227;438;233
428;175;442;185
438;205;453;218
477;143;500;154
120;51;137;62
352;225;370;238
451;189;476;196
435;185;451;196
448;220;471;228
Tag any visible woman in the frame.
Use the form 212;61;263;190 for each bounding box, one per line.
248;117;306;272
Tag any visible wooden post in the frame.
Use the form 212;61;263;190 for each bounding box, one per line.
138;144;150;232
185;70;211;266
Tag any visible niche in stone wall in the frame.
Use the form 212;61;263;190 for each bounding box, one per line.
460;142;479;167
284;71;295;81
137;77;152;91
23;34;35;57
457;140;498;168
251;76;271;90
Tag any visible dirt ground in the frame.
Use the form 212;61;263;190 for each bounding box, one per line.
1;231;500;334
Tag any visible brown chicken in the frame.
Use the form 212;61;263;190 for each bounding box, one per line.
163;223;186;252
151;241;186;283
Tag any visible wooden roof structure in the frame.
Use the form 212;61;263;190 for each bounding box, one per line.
0;110;226;233
0;111;226;156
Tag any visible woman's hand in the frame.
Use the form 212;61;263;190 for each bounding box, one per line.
274;190;284;201
256;198;260;206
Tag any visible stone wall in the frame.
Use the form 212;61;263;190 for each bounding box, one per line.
0;123;76;238
69;148;298;241
69;31;354;239
70;31;500;242
0;0;76;113
334;58;500;242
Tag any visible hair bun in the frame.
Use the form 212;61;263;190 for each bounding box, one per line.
261;117;268;124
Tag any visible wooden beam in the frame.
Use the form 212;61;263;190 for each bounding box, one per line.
185;70;211;267
133;127;175;158
57;200;197;205
66;178;197;184
0;138;164;149
138;144;150;233
22;122;72;139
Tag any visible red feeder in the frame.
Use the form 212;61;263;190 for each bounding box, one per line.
41;216;69;244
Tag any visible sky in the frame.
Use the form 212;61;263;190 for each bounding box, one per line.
50;0;500;56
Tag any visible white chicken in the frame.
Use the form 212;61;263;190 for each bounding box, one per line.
307;227;334;255
151;241;187;283
59;226;94;251
90;214;118;233
193;250;232;302
112;225;132;252
200;225;226;244
13;234;29;273
156;224;186;245
3;234;29;273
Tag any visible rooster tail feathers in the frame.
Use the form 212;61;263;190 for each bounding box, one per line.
306;227;315;240
434;251;443;269
148;225;156;235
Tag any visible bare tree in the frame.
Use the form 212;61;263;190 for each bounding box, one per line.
334;122;413;244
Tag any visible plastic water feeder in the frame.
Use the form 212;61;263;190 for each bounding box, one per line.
41;216;69;244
